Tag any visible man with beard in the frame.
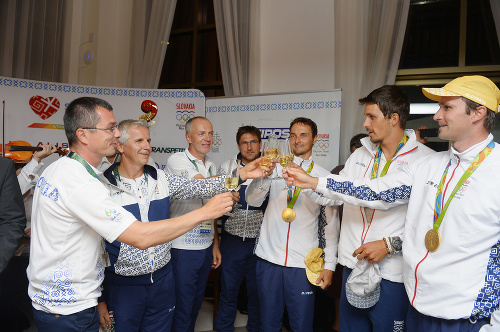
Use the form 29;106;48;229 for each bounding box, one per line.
245;117;339;331
329;86;433;331
285;76;500;331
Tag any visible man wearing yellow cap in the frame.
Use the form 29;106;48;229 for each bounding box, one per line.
284;75;500;331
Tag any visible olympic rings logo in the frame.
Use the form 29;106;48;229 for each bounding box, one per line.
176;110;195;123
212;132;222;147
314;139;329;152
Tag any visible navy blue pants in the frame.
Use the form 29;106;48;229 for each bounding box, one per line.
406;305;489;332
171;246;213;332
340;266;409;332
256;258;316;332
33;306;99;332
214;232;259;332
106;267;175;332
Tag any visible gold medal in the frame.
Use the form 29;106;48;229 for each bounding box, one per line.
425;229;441;252
282;208;296;222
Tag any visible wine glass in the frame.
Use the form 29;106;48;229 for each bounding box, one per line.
278;139;293;189
267;135;280;179
258;141;272;190
225;159;242;209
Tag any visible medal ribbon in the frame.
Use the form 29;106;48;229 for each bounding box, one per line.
67;151;100;180
287;161;314;209
433;140;495;231
185;151;212;176
370;133;408;179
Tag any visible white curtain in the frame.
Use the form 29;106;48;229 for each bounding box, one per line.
214;0;258;96
334;0;410;163
127;0;177;89
490;0;500;45
0;0;65;82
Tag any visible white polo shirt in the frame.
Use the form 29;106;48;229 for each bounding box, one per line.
27;157;137;314
166;150;217;250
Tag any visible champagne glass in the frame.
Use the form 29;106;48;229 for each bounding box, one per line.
279;139;293;189
225;159;242;209
258;141;272;190
267;135;280;179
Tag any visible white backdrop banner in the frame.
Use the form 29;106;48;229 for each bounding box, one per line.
0;76;205;170
206;91;341;171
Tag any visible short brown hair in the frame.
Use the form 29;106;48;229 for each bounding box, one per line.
289;117;318;137
462;97;496;133
359;85;410;129
236;125;261;144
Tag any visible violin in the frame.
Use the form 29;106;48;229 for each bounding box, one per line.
138;100;158;124
1;140;67;163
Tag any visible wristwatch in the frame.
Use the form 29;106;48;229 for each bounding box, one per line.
390;236;403;253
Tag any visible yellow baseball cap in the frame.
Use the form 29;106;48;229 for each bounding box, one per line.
304;248;324;287
422;75;500;113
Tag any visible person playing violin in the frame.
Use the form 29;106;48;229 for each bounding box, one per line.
16;144;58;238
17;144;58;194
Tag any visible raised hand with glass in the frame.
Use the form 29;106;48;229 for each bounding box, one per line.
267;135;281;179
224;159;242;209
278;139;293;188
258;141;272;190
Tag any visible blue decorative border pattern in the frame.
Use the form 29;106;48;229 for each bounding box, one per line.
206;100;341;113
0;77;204;99
471;240;500;320
326;178;412;203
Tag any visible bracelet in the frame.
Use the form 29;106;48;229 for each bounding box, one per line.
383;237;392;256
388;237;395;255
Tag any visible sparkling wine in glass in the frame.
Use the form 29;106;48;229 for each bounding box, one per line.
258;141;271;190
265;135;280;179
279;139;293;189
225;159;242;208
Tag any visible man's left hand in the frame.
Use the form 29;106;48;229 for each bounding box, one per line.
212;244;221;269
98;301;112;330
316;269;333;290
33;144;58;163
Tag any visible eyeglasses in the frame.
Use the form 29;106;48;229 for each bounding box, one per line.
82;125;118;134
239;140;260;146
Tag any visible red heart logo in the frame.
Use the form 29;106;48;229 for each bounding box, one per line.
29;96;60;120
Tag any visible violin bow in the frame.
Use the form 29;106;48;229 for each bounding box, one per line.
2;100;5;159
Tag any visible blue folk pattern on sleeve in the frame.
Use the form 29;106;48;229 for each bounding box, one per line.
326;178;412;203
165;172;226;200
471;240;500;320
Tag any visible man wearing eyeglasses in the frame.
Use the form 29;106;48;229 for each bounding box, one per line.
26;98;266;332
214;125;266;332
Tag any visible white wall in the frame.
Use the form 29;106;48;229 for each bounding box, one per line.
64;0;133;87
256;0;335;94
65;1;336;92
